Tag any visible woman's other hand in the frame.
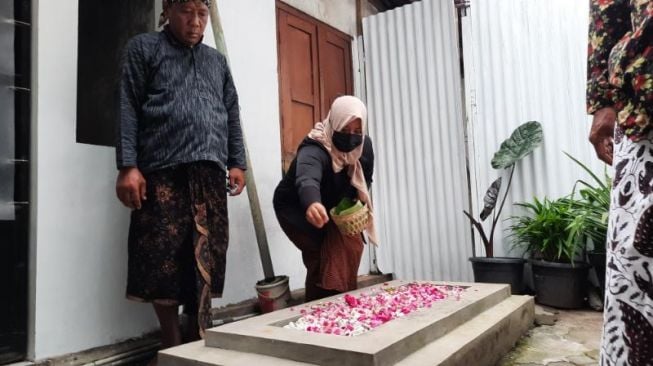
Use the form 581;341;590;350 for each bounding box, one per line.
306;202;329;228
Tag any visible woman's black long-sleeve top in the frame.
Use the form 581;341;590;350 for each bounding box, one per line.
273;136;374;236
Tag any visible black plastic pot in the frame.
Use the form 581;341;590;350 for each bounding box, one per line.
469;257;526;294
531;259;590;309
587;251;606;296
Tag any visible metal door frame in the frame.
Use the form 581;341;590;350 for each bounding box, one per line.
0;0;31;363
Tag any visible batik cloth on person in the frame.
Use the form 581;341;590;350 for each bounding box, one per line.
587;0;653;140
127;162;228;335
602;126;653;365
587;1;653;364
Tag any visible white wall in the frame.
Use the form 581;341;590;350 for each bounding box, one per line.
207;0;295;309
31;0;367;360
32;1;162;359
281;0;357;35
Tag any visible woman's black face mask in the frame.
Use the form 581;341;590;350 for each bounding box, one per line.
332;131;363;152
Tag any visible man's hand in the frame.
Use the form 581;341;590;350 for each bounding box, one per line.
305;202;329;229
116;167;147;209
228;168;246;196
589;107;617;165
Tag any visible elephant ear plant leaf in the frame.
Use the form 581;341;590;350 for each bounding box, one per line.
491;121;544;169
480;177;502;221
463;121;544;257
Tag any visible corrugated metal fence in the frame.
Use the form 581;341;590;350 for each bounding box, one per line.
362;0;606;280
363;0;473;281
463;0;605;256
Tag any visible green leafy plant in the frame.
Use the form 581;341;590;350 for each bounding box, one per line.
464;121;544;257
508;153;610;263
561;153;610;253
508;197;582;262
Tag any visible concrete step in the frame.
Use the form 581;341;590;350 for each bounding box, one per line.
396;295;534;366
159;285;533;366
158;340;307;366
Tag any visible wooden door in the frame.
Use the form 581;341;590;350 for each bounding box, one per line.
277;5;320;171
318;30;353;118
276;2;354;172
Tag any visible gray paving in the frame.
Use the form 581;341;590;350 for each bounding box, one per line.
499;308;602;366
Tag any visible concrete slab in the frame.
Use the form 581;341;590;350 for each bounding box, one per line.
159;294;534;366
204;281;510;366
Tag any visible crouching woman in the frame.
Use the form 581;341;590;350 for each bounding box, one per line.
273;95;377;301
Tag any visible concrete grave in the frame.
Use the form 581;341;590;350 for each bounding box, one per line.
160;280;534;366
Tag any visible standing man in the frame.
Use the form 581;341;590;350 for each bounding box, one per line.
588;1;653;364
115;0;246;354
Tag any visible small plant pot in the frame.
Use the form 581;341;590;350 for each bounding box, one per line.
469;257;526;294
531;259;590;309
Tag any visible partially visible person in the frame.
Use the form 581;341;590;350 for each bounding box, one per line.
273;96;376;301
587;1;653;364
115;0;246;362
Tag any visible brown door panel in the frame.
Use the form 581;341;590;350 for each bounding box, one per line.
285;14;320;108
319;30;353;118
276;1;354;172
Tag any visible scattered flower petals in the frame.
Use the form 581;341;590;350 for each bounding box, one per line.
284;282;464;336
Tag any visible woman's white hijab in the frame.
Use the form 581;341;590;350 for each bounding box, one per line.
308;96;378;245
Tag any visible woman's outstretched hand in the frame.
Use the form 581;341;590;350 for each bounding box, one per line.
306;202;329;228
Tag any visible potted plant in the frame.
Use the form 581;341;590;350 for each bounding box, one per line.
562;153;610;296
464;121;543;294
509;194;593;309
